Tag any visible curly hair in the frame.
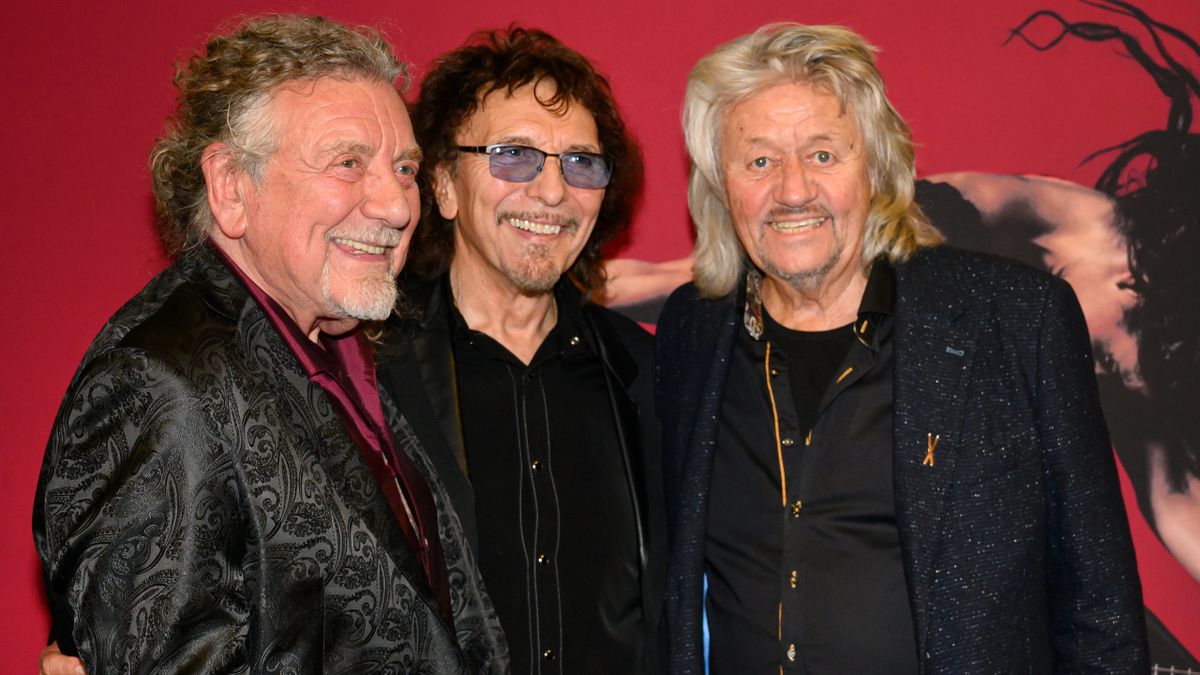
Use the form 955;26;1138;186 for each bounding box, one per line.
407;27;643;296
150;15;405;255
683;23;942;298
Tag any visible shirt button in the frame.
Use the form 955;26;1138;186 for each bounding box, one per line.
787;643;796;662
537;553;550;566
543;648;556;660
770;367;779;376
781;438;794;447
531;459;542;471
792;500;803;518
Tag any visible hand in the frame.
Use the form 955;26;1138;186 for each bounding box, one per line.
38;642;85;675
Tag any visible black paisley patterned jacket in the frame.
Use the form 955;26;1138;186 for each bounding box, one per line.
656;246;1148;674
34;247;508;674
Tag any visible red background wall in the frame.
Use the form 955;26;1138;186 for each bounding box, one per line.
3;0;1196;665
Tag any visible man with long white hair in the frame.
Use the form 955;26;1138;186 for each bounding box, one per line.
656;23;1148;673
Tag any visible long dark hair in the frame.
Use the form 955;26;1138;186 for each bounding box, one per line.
408;27;643;297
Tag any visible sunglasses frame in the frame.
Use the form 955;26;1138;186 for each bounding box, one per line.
456;144;612;189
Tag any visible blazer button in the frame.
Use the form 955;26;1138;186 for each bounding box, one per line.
531;459;542;471
543;648;556;660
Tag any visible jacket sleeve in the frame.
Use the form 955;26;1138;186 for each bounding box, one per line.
34;347;249;674
1035;277;1149;672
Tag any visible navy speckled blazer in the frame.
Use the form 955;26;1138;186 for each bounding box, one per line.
655;245;1148;674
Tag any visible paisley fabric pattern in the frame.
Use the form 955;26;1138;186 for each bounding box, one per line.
33;247;508;674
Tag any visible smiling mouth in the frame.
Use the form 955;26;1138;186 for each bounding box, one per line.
333;238;390;255
767;215;827;232
504;216;566;236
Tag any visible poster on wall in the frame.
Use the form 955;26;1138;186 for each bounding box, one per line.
4;0;1197;669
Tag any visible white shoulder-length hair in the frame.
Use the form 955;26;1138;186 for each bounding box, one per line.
684;23;943;298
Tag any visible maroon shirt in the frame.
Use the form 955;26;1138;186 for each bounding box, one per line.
213;245;451;624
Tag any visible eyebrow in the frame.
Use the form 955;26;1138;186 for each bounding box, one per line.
493;135;601;154
327;140;374;156
325;140;423;163
741;132;844;147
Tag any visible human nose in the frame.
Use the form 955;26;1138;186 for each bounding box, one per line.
526;155;568;206
362;166;415;229
775;157;817;207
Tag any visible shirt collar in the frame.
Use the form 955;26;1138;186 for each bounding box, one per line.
210;242;369;381
444;275;589;364
743;258;895;346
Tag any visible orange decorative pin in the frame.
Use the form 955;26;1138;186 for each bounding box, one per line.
923;433;939;466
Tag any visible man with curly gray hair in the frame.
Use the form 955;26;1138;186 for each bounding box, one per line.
33;15;506;673
656;23;1147;673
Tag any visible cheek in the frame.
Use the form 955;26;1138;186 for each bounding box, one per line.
727;191;766;232
577;191;606;224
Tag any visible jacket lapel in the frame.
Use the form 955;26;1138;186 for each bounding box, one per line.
413;282;469;474
892;250;978;652
375;279;479;552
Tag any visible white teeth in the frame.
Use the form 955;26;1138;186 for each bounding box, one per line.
335;238;387;255
507;217;563;235
768;216;825;232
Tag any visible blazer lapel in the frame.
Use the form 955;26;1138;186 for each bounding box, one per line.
375;279;479;552
892;252;978;653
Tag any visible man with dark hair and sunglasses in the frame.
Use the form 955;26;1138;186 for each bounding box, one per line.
373;27;666;674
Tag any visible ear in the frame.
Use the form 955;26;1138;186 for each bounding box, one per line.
201;142;250;239
433;164;459;221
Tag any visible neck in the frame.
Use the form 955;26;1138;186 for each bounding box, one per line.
212;235;356;343
449;260;558;365
760;264;868;332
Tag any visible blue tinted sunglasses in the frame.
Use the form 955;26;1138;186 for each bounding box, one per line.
457;144;612;189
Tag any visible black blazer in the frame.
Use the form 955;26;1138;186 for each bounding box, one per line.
34;248;507;673
376;276;668;673
655;246;1148;674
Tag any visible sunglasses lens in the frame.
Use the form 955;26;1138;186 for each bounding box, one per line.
561;153;612;189
488;145;542;182
484;145;612;189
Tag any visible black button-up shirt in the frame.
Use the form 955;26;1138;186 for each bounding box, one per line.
451;283;642;675
705;262;918;674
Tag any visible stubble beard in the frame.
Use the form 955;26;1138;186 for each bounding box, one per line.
321;226;404;321
505;242;562;295
320;256;400;321
757;213;842;294
763;246;841;293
